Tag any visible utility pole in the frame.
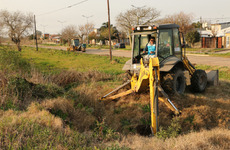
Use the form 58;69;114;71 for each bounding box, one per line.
107;0;112;61
34;15;38;51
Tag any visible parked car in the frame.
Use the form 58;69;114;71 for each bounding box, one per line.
114;43;126;48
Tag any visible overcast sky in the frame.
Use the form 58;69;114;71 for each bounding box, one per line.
1;0;230;34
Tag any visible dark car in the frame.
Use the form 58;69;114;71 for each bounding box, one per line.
114;43;126;48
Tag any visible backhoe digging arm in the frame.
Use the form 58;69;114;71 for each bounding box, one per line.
100;58;180;135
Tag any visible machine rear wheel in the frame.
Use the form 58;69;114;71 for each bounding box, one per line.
191;69;207;92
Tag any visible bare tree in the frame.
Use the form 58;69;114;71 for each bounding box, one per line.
0;21;3;44
0;10;33;51
116;7;160;45
78;23;95;44
61;25;78;45
158;11;194;34
211;25;218;37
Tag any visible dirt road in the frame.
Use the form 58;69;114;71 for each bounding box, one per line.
34;45;230;67
84;49;230;68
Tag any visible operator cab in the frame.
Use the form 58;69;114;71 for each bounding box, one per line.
124;24;183;73
71;39;80;47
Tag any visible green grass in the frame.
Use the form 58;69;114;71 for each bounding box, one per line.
186;48;225;52
210;52;230;58
40;43;68;46
196;65;230;80
21;46;129;75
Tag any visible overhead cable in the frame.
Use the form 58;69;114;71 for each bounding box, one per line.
38;0;88;16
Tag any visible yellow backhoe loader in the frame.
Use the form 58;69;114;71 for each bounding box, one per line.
67;39;86;52
100;24;219;135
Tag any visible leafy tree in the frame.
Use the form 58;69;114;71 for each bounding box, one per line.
158;11;193;34
99;22;118;41
116;7;160;45
88;31;97;41
28;30;42;40
185;30;200;47
0;10;33;51
192;21;202;29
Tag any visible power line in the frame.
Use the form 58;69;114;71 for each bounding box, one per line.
193;17;230;22
38;0;89;16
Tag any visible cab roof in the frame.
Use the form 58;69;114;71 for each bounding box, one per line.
133;24;180;32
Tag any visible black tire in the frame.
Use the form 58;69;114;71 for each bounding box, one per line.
191;69;207;92
161;69;186;95
78;46;82;51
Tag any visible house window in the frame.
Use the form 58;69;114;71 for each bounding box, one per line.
227;36;230;48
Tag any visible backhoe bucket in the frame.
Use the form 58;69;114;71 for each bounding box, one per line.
206;70;219;86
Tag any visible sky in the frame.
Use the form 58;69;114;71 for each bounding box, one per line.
1;0;230;34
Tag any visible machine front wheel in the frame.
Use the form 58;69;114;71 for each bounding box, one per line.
161;69;186;95
173;69;186;94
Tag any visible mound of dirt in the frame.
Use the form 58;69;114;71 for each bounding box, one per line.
100;80;230;135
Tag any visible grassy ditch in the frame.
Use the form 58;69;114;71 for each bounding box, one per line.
0;45;230;149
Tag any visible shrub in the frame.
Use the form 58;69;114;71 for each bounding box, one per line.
156;117;181;140
7;76;64;101
0;48;31;75
93;119;120;142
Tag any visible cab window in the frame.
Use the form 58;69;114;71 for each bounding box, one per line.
133;34;148;63
158;29;173;60
173;28;182;58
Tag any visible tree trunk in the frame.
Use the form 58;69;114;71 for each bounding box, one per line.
68;39;71;46
129;34;132;49
16;42;21;52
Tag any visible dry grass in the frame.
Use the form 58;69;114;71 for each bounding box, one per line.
41;98;96;132
0;103;93;149
98;80;230;135
1;46;230;149
48;70;112;87
117;128;230;150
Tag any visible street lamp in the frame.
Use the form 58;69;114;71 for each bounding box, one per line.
131;5;146;25
82;15;93;24
131;5;146;9
57;20;66;45
82;15;93;44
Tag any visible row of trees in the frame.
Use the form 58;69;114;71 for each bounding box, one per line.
0;8;201;51
61;7;200;47
116;7;200;46
61;22;121;45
